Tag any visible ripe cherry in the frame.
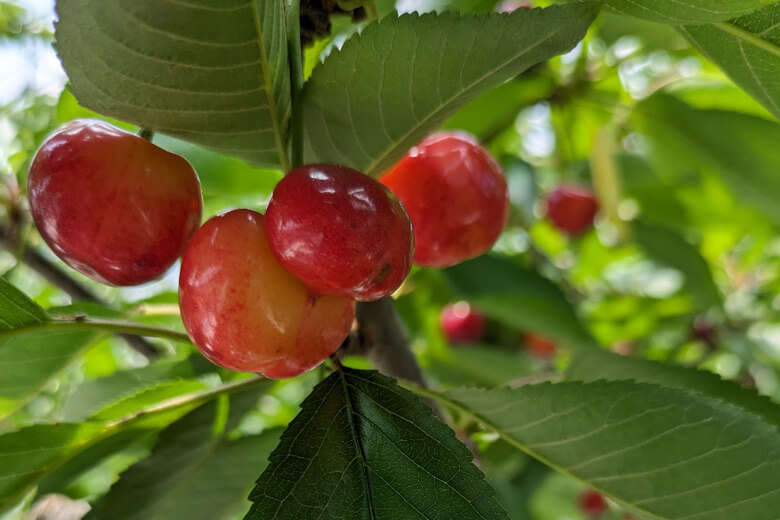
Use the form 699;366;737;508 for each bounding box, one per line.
578;490;607;518
265;164;412;301
28;120;202;286
545;185;598;236
497;1;532;12
525;333;556;359
440;302;485;344
179;209;355;379
381;132;509;268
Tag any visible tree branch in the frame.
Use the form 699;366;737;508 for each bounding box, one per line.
0;225;161;358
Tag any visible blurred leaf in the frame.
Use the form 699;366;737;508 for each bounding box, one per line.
0;329;102;420
632;220;722;311
618;153;689;229
680;4;780;120
635;95;780;226
503;158;537;225
444;380;780;520
566;348;780;430
443;255;594;348
302;4;599;175
604;0;768;23
55;0;290;168
90;380;210;422
0;377;268;513
426;345;532;388
245;368;508;520
86;390;274;520
597;11;687;51
443;76;556;141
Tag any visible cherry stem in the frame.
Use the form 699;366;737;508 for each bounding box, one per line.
0;223;163;358
137;128;154;141
287;0;305;171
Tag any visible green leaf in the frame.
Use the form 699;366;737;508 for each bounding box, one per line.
603;0;769;23
679;3;780;120
634;95;780;226
86;390;274;520
426;345;532;388
0;328;102;420
0;278;48;330
632;220;722;311
54;0;291;168
566;348;780;431
245;368;508;520
0;377;268;512
443;255;594;348
302;4;599;176
440;380;780;520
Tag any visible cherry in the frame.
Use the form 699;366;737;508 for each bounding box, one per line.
525;333;556;359
545;185;598;236
440;302;485;344
578;490;607;518
265;164;412;301
497;1;532;12
380;132;509;268
28;120;202;286
179;209;355;379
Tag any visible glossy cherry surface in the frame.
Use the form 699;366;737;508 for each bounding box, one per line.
545;185;598;236
578;490;607;518
179;209;355;379
28;119;202;286
496;1;532;12
381;132;509;268
440;302;485;344
265;164;413;301
525;333;556;359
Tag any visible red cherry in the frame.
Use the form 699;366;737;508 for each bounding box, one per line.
380;132;509;268
579;490;607;518
497;1;532;12
441;302;485;344
265;164;413;301
545;185;598;236
525;333;556;359
28;120;202;286
179;209;355;379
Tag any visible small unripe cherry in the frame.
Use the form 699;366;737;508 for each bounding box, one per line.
28;120;202;286
545;185;598;236
179;209;355;379
578;490;607;518
380;132;509;268
525;333;556;359
265;164;413;301
440;302;485;344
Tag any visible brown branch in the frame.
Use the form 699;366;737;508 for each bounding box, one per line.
0;225;161;358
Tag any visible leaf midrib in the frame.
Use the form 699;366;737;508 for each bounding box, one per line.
712;20;780;58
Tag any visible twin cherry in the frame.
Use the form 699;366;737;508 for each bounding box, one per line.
29;121;509;378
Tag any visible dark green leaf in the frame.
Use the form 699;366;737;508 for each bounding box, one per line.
426;345;532;388
604;0;768;23
632;220;722;311
680;4;780;120
444;380;780;520
302;4;599;176
55;0;291;168
0;278;48;330
566;348;780;431
635;95;780;226
443;255;594;348
86;388;273;520
246;368;508;520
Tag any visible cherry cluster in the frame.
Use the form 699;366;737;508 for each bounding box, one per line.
28;121;511;378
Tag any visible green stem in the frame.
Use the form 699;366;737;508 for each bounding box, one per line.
287;0;305;170
1;318;192;344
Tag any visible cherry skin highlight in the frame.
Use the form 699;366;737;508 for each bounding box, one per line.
525;333;556;359
265;164;413;301
545;185;598;236
28;119;202;286
381;132;509;268
179;209;355;379
440;302;485;344
578;490;607;518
